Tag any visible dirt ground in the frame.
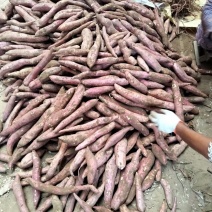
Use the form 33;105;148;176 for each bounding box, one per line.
0;2;212;212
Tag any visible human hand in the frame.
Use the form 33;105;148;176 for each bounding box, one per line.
148;109;181;133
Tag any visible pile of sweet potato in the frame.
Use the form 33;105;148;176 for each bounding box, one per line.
0;0;207;211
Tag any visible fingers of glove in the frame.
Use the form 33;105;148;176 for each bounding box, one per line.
149;116;158;124
149;111;161;118
160;109;171;115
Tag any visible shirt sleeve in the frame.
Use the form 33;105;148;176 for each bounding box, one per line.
202;0;212;37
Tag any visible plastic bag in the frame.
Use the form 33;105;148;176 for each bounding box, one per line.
196;0;212;50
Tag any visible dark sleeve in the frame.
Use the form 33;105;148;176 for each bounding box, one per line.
202;0;212;37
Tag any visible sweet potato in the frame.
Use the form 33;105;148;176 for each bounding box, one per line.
114;83;163;107
14;6;38;31
172;80;184;121
73;193;94;212
112;19;129;32
52;21;95;48
44;142;68;181
148;89;173;102
25;177;98;195
54;99;98;133
86;183;105;207
127;42;162;72
127;132;139;153
100;95;149;135
54;8;81;20
140;80;164;89
0;30;48;43
171;141;188;157
151;144;167;165
17;106;53;148
141;166;158;191
84;86;114;97
15;94;49;121
24;49;53;85
159;199;168;212
138;149;155;182
120;204;131;212
12;175;29;212
60;116;117;134
148;124;177;161
60;177;76;208
90;133;111;152
32;2;54;12
95;102;128;126
102;26;117;57
49;75;80;85
155;160;162;182
103;126;133;151
104;155;118;208
96;14;118;35
36;178;69;211
32;151;41;209
85;147;98;184
82;75;128;87
93;206;112;212
118;40;136;65
1;100;50;137
36;19;65;37
115;138;127;170
81;28;94;50
0;9;7;24
9;147;25;169
60;13;94;31
111;149;141;210
60;128;98;147
182;84;207;98
87;24;101;68
51;195;63;211
75;122;116;151
160;178;173;209
135;172;146;212
0;54;43;78
2;90;17;122
18;149;45;170
136;140;148;157
171;197;177;212
43;85;84;131
137;56;149;72
125;71;148;94
7;123;32;156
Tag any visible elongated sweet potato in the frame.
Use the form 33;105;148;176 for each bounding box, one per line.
135;172;146;211
81;28;93;50
1;100;50;137
87;24;101;68
115;138;127;170
161;178;173;209
75;122;116;151
104;155;118;208
85;147;98;184
151;144;167;165
25;178;98;195
111;149;141;210
12;175;29;212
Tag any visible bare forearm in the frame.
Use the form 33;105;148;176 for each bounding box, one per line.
175;122;211;159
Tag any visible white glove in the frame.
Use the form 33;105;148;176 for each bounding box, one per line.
149;109;181;134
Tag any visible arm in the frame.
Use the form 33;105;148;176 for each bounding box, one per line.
175;122;211;159
149;109;212;161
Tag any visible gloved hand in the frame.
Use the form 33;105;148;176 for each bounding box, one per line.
149;109;181;134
